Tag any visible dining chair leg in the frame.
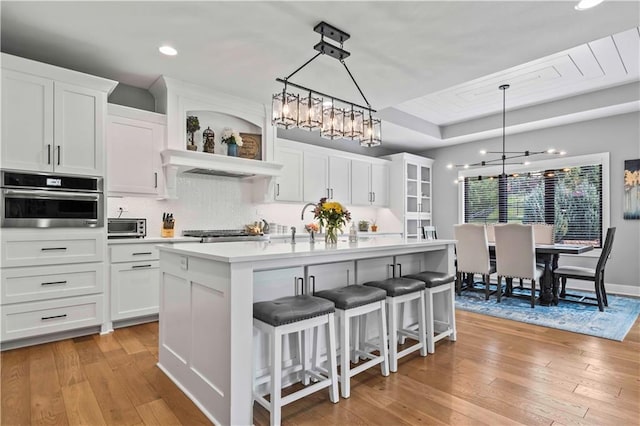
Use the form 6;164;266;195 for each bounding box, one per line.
599;273;608;307
496;276;502;303
456;272;463;296
506;278;513;296
560;277;567;298
594;278;604;312
530;280;536;308
519;278;524;289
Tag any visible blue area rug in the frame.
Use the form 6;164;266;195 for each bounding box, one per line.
455;289;640;341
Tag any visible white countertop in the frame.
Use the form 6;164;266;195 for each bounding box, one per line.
158;237;455;263
108;236;201;244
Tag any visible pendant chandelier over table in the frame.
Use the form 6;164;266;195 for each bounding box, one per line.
272;21;382;147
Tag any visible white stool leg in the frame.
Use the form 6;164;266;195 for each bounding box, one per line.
311;324;319;375
425;289;435;354
270;327;282;426
418;291;428;357
339;309;351;398
388;297;398;373
449;283;457;341
397;303;406;344
378;301;390;376
326;313;339;403
300;329;311;385
352;316;360;363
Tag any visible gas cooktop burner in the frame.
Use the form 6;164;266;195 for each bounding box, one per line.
182;229;269;242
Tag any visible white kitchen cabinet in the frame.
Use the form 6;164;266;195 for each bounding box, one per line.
1;70;54;172
109;243;161;322
0;228;106;348
274;144;303;202
351;160;389;207
385;153;434;239
303;152;350;203
1;55;116;175
355;256;394;284
328;155;351;202
107;104;165;196
306;261;355;293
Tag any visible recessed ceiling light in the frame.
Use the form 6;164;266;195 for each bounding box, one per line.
574;0;604;11
159;45;178;56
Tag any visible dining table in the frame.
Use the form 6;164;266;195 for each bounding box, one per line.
489;243;594;306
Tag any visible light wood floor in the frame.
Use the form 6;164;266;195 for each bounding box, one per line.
2;311;639;425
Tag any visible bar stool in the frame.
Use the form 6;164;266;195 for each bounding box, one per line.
253;295;339;426
402;271;456;354
363;277;427;372
314;285;389;398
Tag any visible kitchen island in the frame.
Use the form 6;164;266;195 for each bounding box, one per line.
157;237;455;425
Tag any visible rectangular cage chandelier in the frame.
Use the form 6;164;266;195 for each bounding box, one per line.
271;21;382;147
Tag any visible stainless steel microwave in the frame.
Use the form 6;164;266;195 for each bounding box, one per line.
107;218;146;238
1;170;103;228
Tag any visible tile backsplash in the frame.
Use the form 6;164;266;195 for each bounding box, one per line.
107;174;402;237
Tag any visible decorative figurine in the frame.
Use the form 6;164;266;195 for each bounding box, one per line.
202;126;215;153
186;116;200;151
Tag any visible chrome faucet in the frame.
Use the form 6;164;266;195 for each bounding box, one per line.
300;202;316;243
290;226;296;244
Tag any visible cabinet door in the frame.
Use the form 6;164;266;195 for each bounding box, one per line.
1;70;54;172
110;261;160;320
307;261;355;293
371;163;389;207
303;151;329;202
328;156;351;203
419;165;431;216
107;115;163;195
351;160;371;206
54;82;104;176
274;146;303;202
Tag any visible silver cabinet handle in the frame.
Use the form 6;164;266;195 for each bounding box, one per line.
132;252;152;256
276;183;280;197
57;145;61;166
154;172;158;188
47;144;51;164
295;277;304;295
42;314;66;321
327;188;330;198
41;247;67;251
372;192;376;202
388;264;396;278
132;264;152;269
396;263;403;277
331;188;334;199
41;280;67;286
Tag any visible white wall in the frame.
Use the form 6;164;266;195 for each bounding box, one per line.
107;174;401;238
423;112;640;292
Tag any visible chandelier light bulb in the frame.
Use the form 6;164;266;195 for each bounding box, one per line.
574;0;604;11
547;148;556;154
158;45;178;56
560;151;567;155
479;150;487;155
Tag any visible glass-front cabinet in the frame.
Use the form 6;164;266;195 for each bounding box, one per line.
385;153;434;239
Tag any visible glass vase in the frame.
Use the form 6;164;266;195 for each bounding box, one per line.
227;143;239;157
325;225;338;245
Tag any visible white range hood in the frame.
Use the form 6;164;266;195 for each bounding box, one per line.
161;149;282;178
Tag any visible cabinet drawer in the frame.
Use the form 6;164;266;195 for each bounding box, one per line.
1;263;104;305
110;244;159;263
1;231;105;267
1;294;103;342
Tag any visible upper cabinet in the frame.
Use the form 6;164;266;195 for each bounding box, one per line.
106;104;166;197
384;153;433;239
1;54;116;176
275;138;389;207
351;160;389;207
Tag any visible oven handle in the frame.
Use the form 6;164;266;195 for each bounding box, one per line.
3;189;101;201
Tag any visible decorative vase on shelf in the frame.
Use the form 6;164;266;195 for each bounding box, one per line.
325;225;338;245
227;143;239;157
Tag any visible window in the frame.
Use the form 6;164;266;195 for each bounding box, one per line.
460;153;608;247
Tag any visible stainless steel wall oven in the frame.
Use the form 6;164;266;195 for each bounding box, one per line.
1;170;104;228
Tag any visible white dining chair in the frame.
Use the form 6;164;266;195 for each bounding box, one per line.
532;223;554;244
494;224;544;308
454;224;495;299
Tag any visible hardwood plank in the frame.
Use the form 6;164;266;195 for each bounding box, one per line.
73;334;106;364
1;347;31;426
135;398;182;425
114;327;147;355
29;344;69;426
82;359;143;425
51;339;86;387
61;380;107;426
111;351;161;407
93;331;124;353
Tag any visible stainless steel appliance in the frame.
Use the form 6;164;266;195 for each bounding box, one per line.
1;170;103;228
182;229;269;243
107;218;147;239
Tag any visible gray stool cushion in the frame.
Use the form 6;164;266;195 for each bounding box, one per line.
403;271;455;288
554;265;595;278
315;285;387;310
363;277;425;297
253;295;335;327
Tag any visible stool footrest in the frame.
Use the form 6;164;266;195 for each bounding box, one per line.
281;378;333;406
348;357;384;378
397;342;423;360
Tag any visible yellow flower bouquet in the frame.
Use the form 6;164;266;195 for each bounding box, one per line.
313;197;351;244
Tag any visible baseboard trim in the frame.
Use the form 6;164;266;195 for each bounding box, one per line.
1;326;101;351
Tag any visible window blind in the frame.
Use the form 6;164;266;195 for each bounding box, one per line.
464;164;602;247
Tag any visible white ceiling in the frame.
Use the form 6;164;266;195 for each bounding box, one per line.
1;1;639;152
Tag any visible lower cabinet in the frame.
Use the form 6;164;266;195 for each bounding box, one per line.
109;243;161;323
